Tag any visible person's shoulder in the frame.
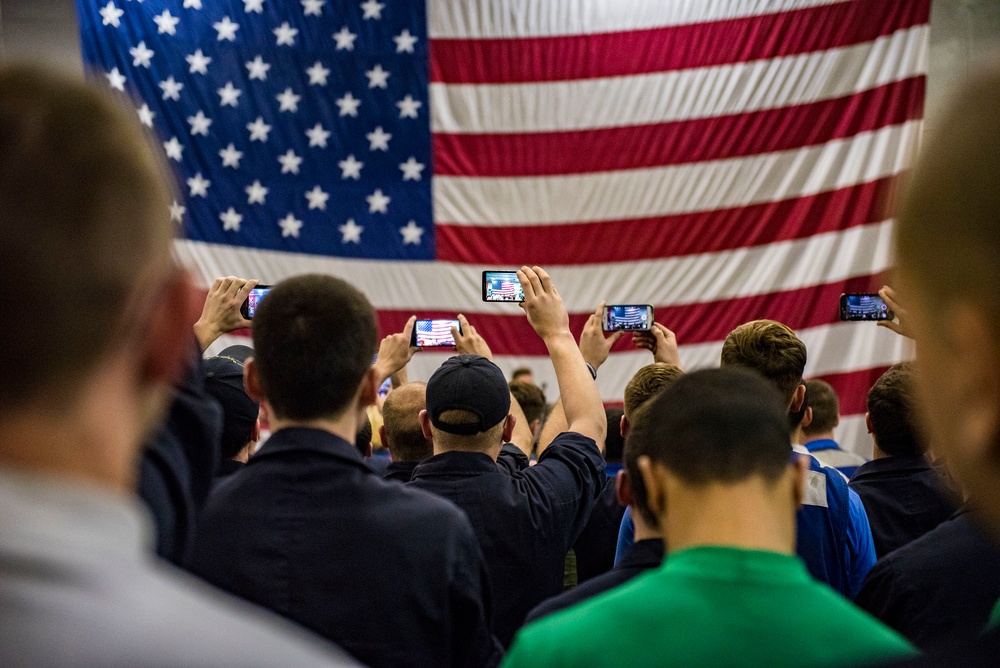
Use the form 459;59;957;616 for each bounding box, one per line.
798;577;917;652
545;431;598;452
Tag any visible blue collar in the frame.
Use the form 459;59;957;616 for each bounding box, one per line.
805;438;839;452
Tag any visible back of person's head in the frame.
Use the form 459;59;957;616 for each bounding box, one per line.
511;367;533;383
623;363;684;418
604;407;625;464
0;66;177;413
382;382;432;462
203;345;258;460
720;320;807;406
424;355;511;452
627;367;791;490
803;379;839;437
867;363;923;458
509;380;546;426
355;415;373;457
251;274;377;421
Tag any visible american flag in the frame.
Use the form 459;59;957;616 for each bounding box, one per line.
415;318;459;348
77;0;925;455
489;277;522;302
606;306;650;332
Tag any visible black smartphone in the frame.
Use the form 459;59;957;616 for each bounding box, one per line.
603;305;654;332
240;285;272;319
482;270;525;303
840;293;894;321
411;318;462;347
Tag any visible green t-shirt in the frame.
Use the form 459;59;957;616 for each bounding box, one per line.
989;597;1000;629
503;546;915;668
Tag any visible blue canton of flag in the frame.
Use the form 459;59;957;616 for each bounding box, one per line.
76;0;433;260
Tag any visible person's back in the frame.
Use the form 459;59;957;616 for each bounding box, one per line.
0;66;353;666
504;369;913;668
848;363;956;557
408;267;607;646
189;278;501;667
802;379;868;478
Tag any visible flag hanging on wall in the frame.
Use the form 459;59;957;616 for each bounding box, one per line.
77;0;928;454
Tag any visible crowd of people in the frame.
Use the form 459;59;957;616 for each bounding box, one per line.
2;60;1000;667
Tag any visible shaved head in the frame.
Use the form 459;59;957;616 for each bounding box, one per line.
382;382;432;462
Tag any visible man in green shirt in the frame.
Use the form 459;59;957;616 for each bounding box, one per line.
504;368;915;668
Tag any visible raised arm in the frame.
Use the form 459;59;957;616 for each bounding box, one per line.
373;315;418;385
518;266;606;448
193;276;258;351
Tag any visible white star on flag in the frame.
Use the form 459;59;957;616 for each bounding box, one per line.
338;154;363;179
214;16;239;41
220;207;243;231
130;42;154;68
278;149;303;174
279;213;303;238
336;92;361;117
163;137;184;161
159;76;183;101
100;2;124;28
304;186;329;210
366;126;391;151
245;180;269;205
186;49;212;74
397;95;421;119
306;61;330;86
399;157;425;181
339;219;363;244
243;0;264;12
302;0;325;16
305;123;331;148
247;116;271;142
332;26;357;50
393;29;418;53
187;110;212;136
137;103;155;128
153;9;180;35
273;22;298;46
183;0;203;8
187;173;211;197
246;55;271;81
105;67;126;91
365;64;390;89
217;82;242;107
219;143;243;168
276;88;301;113
169;200;186;223
360;0;385;20
366;189;390;214
400;220;424;245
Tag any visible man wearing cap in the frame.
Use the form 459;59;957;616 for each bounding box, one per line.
408;266;607;647
202;345;259;477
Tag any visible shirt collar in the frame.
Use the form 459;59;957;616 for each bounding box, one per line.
618;538;665;570
411;451;498;478
661;545;810;586
254;427;364;463
804;438;839;452
852;454;934;477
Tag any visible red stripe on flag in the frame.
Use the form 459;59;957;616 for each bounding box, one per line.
429;0;929;84
376;273;887;355
812;365;892;415
433;78;924;177
437;177;899;265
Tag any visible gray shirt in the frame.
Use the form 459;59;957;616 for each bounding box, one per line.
0;468;359;667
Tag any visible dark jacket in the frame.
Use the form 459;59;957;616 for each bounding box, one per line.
190;428;503;668
572;475;626;583
382;459;420;483
407;431;605;646
855;508;1000;650
849;455;957;557
525;538;664;625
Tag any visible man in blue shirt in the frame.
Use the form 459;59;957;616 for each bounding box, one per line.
801;378;868;479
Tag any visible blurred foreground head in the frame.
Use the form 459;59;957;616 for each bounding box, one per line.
894;62;1000;531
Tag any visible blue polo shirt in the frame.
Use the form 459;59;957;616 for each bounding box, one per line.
805;438;868;479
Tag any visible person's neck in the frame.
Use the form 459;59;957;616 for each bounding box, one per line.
432;439;502;461
631;509;663;543
803;431;835;444
269;406;359;445
872;442;890;460
661;478;795;556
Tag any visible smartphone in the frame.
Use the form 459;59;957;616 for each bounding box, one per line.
411;318;462;347
603;305;654;332
840;293;894;321
482;270;525;303
240;285;272;319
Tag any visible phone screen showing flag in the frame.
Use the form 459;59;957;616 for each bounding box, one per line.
483;271;525;302
413;319;460;347
603;305;653;332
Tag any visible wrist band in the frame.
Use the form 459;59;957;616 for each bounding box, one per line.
585;362;598;380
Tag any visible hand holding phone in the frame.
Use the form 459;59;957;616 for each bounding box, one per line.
840;293;894;321
602;305;654;332
482;271;525;303
411;318;462;347
240;286;272;320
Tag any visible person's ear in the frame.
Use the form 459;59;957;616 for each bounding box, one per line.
502;414;516;443
791;454;808;509
419;409;433;440
378;425;387;449
139;269;202;387
244;358;265;404
865;412;873;435
802;406;813;431
620;414;629;438
636;456;668;520
615;469;634;507
356;366;379;410
789;384;806;413
251;417;261;443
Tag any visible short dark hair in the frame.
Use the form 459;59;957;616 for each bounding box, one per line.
605;407;625;463
511;367;533;380
867;363;923;458
355;415;373;457
382;382;432;462
625;368;791;525
623;363;684;417
509;380;546;425
721;320;807;405
804;379;839;435
252;274;377;420
0;66;175;408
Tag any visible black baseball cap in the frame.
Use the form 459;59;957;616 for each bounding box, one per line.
203;345;258;457
426;354;511;435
